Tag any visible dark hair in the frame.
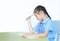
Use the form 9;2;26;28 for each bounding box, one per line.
34;5;51;19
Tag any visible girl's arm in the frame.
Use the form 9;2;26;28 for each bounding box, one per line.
26;15;35;34
37;30;49;37
23;30;49;38
31;30;49;38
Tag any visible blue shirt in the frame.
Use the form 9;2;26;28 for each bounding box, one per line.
33;17;56;41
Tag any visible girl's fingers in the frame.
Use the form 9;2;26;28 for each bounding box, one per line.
26;15;33;20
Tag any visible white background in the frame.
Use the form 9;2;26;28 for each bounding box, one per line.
0;0;60;32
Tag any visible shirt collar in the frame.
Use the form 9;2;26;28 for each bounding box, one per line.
41;17;50;23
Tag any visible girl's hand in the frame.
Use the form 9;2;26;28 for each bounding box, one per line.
25;15;33;21
23;33;40;38
25;15;33;24
30;34;40;38
22;33;32;38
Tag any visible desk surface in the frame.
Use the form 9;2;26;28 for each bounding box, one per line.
0;32;48;41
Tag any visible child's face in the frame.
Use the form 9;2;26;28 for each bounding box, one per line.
34;11;44;21
34;12;42;21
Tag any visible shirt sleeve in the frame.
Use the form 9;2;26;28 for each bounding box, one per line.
33;22;41;33
45;21;54;32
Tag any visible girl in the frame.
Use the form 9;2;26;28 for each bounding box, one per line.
23;5;56;41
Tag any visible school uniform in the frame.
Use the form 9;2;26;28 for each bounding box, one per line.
34;17;56;41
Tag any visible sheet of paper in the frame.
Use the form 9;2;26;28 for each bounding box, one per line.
18;33;36;39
